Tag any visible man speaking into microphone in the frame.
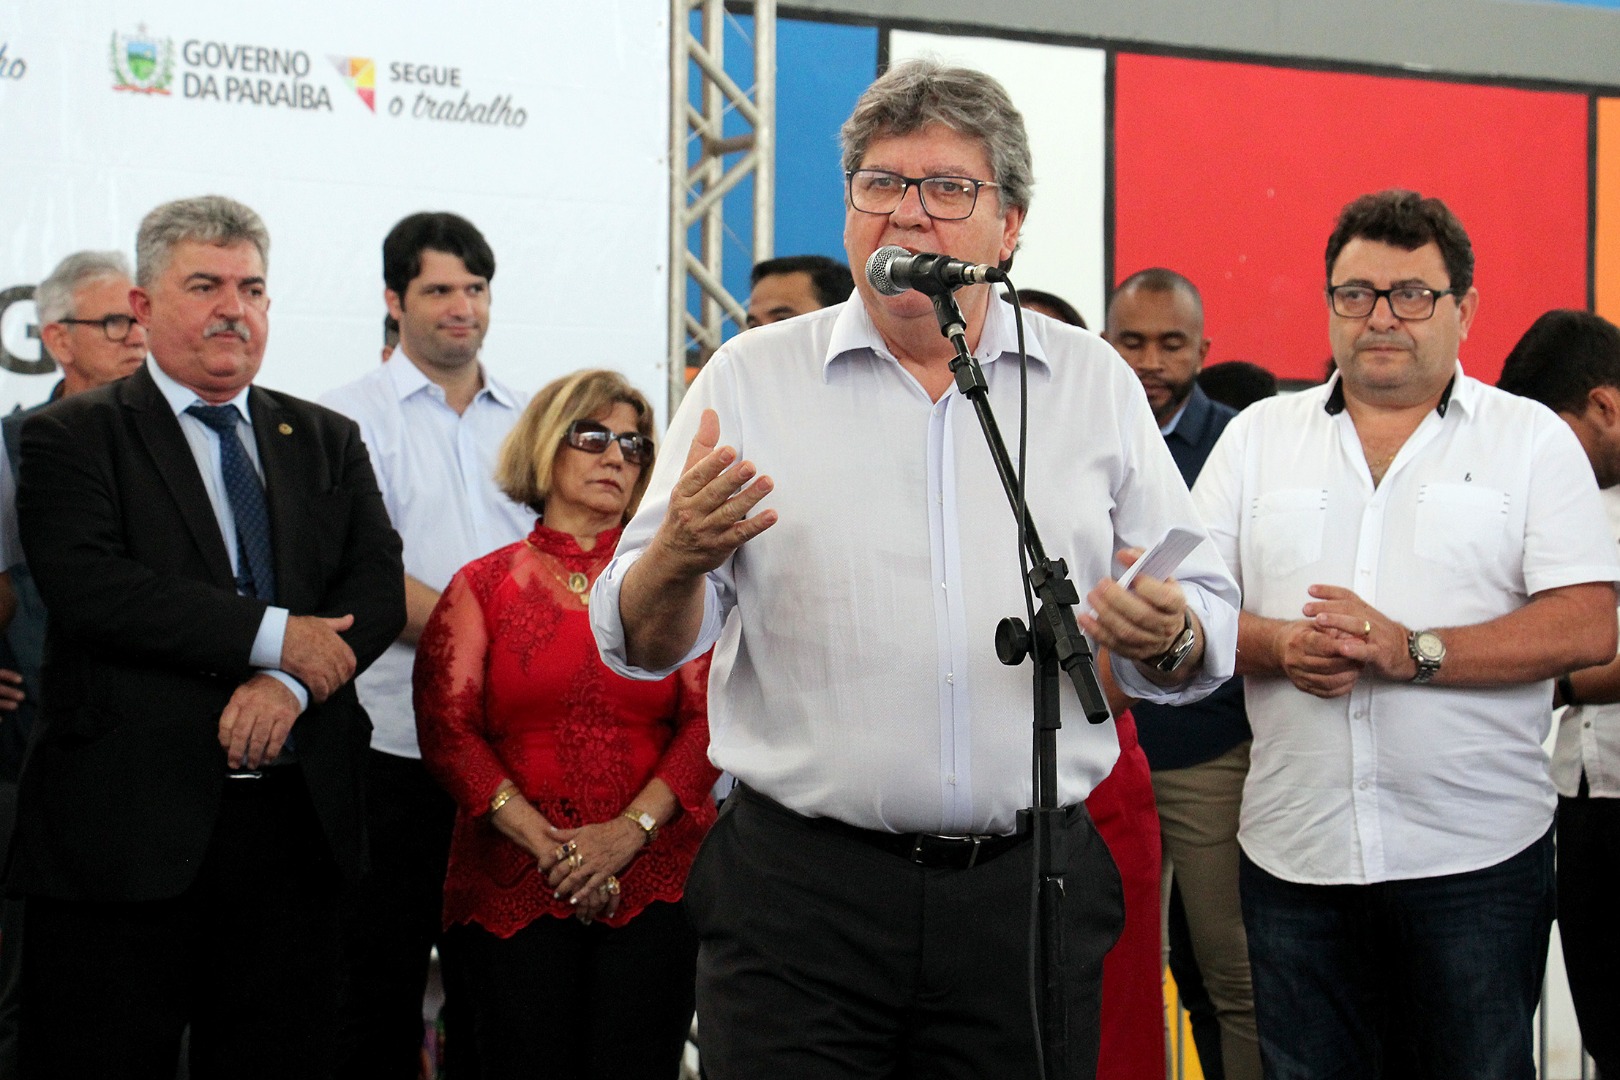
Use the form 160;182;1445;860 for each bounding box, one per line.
593;60;1237;1080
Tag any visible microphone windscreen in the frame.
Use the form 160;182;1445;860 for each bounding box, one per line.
865;246;910;297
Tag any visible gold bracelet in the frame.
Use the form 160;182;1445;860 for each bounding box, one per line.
489;785;519;815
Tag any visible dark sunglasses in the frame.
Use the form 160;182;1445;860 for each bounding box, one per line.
565;419;655;466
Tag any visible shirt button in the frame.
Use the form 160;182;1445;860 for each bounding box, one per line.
948;774;958;785
1357;781;1371;791
946;673;954;685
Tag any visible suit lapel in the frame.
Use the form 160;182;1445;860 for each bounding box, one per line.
248;388;306;610
125;366;236;589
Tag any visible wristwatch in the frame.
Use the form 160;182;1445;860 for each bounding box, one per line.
1149;612;1197;674
621;808;659;844
1407;629;1445;684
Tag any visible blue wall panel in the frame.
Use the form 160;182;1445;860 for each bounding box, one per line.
685;15;877;340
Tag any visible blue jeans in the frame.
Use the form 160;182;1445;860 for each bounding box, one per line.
1239;827;1554;1080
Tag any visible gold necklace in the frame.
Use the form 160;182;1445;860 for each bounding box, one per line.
525;540;592;607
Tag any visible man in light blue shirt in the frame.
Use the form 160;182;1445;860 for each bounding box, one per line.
320;212;530;1079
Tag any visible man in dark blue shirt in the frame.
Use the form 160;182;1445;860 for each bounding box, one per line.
1105;269;1260;1080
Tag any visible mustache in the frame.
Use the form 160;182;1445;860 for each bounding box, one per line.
204;319;252;342
1354;332;1413;351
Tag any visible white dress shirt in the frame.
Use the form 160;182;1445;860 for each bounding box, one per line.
319;350;531;758
146;358;304;708
593;297;1239;836
1550;485;1620;799
1192;368;1620;884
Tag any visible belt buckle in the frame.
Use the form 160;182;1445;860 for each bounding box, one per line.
912;833;983;869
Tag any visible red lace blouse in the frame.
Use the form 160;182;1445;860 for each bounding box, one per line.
414;523;718;935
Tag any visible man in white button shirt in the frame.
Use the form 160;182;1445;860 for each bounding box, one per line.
1496;308;1620;1080
592;59;1239;1080
321;212;531;1079
1191;189;1620;1080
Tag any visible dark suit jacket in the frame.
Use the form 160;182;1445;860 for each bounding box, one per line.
6;364;405;903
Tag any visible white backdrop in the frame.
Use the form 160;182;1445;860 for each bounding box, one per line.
890;32;1108;327
0;1;670;415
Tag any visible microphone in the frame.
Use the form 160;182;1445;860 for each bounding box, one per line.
865;246;1004;297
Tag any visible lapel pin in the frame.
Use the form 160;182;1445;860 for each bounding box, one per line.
278;422;293;435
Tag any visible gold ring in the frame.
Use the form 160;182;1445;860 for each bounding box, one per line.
568;851;584;869
553;846;568;863
1363;620;1372;637
604;875;621;896
564;840;578;854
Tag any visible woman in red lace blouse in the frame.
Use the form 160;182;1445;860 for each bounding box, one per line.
414;368;718;1078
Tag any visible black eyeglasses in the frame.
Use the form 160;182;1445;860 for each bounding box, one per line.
565;420;654;466
58;314;137;341
1326;284;1464;321
845;169;1000;221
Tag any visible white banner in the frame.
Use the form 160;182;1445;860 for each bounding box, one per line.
0;1;671;417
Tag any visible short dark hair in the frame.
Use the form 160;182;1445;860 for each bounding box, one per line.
1017;289;1086;329
751;255;854;309
383;212;495;301
1497;309;1620;414
1199;361;1278;411
1324;189;1473;293
1107;268;1204;330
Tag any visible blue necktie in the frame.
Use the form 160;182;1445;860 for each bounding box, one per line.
186;404;277;603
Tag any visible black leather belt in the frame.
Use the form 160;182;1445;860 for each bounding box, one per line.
735;784;1029;870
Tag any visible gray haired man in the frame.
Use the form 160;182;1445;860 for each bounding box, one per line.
594;60;1238;1079
9;195;404;1079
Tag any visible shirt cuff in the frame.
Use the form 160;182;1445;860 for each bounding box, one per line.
590;548;725;680
251;606;290;669
260;669;310;713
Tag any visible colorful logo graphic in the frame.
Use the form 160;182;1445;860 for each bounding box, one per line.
111;26;175;94
329;55;375;112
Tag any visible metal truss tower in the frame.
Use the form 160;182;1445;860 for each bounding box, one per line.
668;0;776;414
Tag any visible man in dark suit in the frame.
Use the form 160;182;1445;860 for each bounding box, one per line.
8;195;405;1079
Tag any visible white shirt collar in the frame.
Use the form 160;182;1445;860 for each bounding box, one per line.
147;356;253;423
822;293;1052;381
385;348;517;409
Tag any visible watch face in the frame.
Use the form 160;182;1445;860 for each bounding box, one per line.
1415;631;1445;662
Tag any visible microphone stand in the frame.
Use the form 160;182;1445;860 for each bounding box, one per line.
925;286;1110;1080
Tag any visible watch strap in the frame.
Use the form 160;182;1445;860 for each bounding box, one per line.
1150;611;1197;674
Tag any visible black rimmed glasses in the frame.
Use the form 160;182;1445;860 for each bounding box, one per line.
565;420;655;466
58;313;137;341
845;169;1000;221
1326;284;1464;321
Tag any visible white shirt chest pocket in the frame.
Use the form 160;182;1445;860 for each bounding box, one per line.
1413;482;1510;565
1249;488;1328;577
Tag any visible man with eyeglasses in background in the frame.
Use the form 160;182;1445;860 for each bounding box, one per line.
595;59;1239;1080
320;211;529;1080
0;249;149;1075
1191;189;1620;1079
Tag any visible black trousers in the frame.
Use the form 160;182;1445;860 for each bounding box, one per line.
687;787;1124;1080
449;902;698;1079
336;748;465;1080
19;765;342;1080
1557;787;1620;1078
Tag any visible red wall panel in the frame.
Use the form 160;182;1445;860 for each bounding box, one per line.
1114;55;1588;384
